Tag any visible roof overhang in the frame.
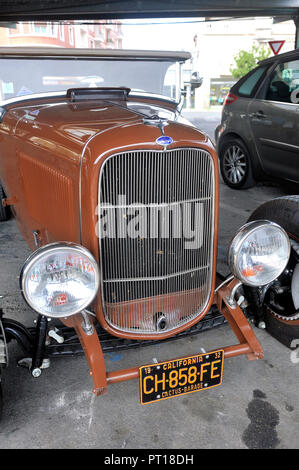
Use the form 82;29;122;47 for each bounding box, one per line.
0;0;298;21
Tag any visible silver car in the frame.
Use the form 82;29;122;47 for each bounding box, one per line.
215;49;299;189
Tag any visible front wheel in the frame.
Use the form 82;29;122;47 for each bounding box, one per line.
219;137;255;189
247;196;299;347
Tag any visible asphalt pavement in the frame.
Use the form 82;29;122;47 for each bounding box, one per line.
0;110;299;450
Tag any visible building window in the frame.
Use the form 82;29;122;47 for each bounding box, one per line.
29;22;57;37
8;24;20;36
33;22;48;34
50;23;57;37
69;27;74;46
59;24;65;41
106;29;112;44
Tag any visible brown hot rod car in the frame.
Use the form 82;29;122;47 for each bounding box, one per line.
0;47;298;412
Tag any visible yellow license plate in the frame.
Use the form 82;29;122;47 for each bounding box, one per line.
140;350;224;405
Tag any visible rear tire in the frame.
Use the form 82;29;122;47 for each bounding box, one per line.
219;137;255;189
0;181;9;222
248;196;299;347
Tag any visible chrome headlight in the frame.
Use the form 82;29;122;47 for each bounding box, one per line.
20;243;100;318
228;220;290;287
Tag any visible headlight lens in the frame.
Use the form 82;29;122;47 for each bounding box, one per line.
21;243;100;317
228;220;290;287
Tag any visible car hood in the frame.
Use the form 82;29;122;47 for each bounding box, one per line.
5;95;195;161
8;98;141;146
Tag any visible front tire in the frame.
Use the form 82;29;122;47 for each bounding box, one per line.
248;196;299;347
219;137;255;189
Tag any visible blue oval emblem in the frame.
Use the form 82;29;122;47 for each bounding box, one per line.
156;135;173;146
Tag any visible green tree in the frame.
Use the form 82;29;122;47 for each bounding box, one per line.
230;44;271;80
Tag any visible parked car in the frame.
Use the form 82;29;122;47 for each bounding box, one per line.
215;49;299;189
0;47;298;415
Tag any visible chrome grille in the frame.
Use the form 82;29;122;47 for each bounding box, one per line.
98;148;215;334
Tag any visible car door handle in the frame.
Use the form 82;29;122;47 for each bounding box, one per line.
251;111;267;119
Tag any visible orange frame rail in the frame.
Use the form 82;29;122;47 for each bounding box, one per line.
67;278;264;396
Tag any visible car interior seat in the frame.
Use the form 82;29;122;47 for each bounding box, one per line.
267;80;290;102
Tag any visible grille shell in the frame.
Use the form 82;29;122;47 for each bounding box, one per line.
98;148;216;335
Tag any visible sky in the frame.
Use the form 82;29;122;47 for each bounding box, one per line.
121;18;198;52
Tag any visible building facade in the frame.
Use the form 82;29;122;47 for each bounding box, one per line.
0;21;123;49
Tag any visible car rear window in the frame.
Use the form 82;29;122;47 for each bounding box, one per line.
236;66;267;97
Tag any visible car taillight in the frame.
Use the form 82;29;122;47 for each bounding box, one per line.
224;93;238;106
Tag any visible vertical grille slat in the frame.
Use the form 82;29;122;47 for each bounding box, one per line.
98;148;215;335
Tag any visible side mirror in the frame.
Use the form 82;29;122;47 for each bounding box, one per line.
190;72;203;89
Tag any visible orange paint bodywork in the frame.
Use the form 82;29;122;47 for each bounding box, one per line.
0;90;264;396
0;93;219;341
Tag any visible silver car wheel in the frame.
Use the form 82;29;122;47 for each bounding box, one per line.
223;145;247;185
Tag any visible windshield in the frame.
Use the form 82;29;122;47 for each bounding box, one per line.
0;57;182;102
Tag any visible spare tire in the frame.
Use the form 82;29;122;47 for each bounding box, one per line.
247;196;299;347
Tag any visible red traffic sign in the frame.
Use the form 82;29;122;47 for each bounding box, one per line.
268;40;285;55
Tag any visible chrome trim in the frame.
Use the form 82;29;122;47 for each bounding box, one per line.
104;196;211;209
256;98;299;108
0;106;6;123
260;137;299;152
0;47;191;62
130;91;178;105
215;274;234;293
176;94;185;116
143;116;169;134
0;91;66;107
0;319;8;367
20;242;100;318
98;148;216;335
226;281;243;309
81;310;95;335
104;265;209;284
228;220;291;287
1;91;179;109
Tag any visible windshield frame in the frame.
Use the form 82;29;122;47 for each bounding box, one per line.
0;48;191;105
